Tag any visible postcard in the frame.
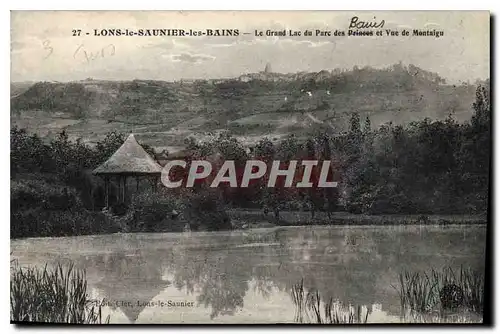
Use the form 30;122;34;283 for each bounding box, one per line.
10;10;490;324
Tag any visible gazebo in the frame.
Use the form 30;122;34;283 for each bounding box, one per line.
93;134;162;207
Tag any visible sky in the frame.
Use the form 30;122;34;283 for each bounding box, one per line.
10;11;490;83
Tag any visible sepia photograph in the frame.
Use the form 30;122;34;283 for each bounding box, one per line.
9;10;490;325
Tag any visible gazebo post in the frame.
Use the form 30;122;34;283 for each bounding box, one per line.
152;176;158;192
122;176;127;203
104;176;109;208
117;175;122;203
136;176;140;192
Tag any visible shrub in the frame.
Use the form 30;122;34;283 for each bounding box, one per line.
129;190;184;232
11;208;113;239
11;176;82;212
182;189;232;231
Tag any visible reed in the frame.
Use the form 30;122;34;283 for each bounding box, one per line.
10;263;110;324
396;270;439;313
395;266;484;317
291;280;370;324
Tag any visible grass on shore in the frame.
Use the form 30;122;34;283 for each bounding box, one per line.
10;263;109;324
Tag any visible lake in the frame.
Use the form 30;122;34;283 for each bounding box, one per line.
10;224;486;324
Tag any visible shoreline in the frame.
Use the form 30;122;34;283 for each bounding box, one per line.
228;210;487;229
10;219;487;241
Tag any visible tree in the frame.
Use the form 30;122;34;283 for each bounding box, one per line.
11;127;54;174
456;85;490;212
363;116;371;135
253;138;275;215
303;139;322;219
315;132;339;218
95;131;126;165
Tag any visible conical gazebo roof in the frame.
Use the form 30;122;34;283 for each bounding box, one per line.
93;134;162;176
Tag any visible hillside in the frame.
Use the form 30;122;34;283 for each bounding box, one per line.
10;64;481;151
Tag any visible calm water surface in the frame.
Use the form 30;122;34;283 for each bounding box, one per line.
11;225;486;324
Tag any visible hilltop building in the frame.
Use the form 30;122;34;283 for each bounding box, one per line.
264;62;273;73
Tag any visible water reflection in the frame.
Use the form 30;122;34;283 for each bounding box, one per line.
11;225;486;323
82;251;171;323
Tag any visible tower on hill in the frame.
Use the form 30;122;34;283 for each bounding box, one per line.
264;62;273;73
